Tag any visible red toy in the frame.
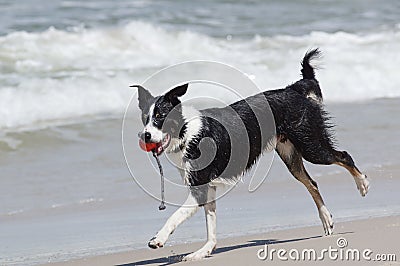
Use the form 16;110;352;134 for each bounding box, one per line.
139;139;160;152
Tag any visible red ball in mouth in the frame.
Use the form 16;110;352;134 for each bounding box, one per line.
138;139;161;152
138;134;171;155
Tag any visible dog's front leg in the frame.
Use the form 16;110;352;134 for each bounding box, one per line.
183;187;216;261
148;193;199;249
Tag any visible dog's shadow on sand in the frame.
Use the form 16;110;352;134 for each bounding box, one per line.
117;232;353;266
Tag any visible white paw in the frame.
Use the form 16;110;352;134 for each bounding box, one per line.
355;174;369;197
319;205;334;236
148;236;164;249
183;250;211;261
182;243;215;261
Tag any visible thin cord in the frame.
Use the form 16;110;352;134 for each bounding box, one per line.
152;151;166;210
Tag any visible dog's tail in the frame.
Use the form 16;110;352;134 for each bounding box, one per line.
301;48;321;80
293;48;323;103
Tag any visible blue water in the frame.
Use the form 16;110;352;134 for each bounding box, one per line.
2;0;400;37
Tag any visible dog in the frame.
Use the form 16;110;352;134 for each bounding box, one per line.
134;49;369;261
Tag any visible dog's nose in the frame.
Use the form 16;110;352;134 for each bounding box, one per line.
139;132;152;143
145;132;151;142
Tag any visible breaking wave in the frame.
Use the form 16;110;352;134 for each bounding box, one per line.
1;21;399;130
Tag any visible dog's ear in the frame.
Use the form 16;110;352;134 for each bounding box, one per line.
131;85;154;111
165;83;188;105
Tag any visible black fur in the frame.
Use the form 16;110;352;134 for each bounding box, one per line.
138;49;369;250
137;49;365;199
292;48;323;102
301;48;320;80
183;49;334;187
137;49;369;248
187;94;276;186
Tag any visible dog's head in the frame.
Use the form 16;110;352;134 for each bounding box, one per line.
134;83;188;155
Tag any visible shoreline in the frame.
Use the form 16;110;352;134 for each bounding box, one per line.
45;215;400;265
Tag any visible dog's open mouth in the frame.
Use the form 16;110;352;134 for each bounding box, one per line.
155;134;171;155
139;134;171;155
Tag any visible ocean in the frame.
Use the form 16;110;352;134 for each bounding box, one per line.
1;0;400;265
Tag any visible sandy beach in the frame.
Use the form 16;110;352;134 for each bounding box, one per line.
44;162;400;266
45;215;399;266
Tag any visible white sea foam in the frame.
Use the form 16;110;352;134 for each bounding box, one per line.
1;21;399;130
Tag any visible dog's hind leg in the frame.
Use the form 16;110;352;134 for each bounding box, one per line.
148;192;199;249
183;186;217;261
302;146;369;197
332;150;369;197
276;139;334;235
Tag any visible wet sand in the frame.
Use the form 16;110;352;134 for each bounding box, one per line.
45;215;400;266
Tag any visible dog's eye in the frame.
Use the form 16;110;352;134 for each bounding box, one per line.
155;113;160;118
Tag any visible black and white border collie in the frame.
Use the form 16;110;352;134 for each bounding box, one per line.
135;49;369;261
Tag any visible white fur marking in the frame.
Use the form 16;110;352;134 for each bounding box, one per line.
181;106;202;144
144;103;163;142
306;92;321;103
210;176;241;186
149;193;199;248
183;189;217;261
319;205;333;236
166;105;202;153
264;136;277;152
146;102;155;124
354;174;369;197
278;139;294;159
